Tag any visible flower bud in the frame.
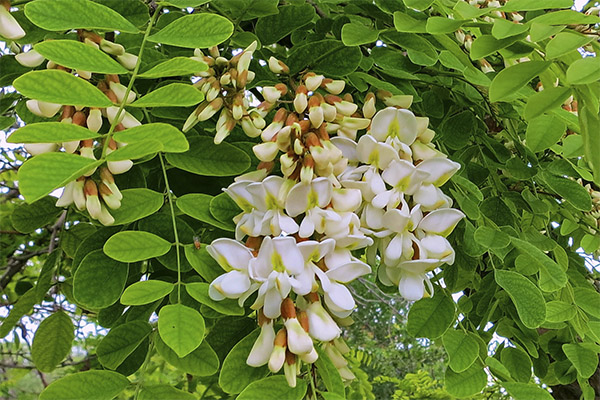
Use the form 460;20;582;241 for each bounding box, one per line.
72;178;86;211
363;92;376;119
261;108;287;142
24;143;58;156
15;50;45;68
237;50;252;74
84;180;102;219
97;204;115;226
283;352;297;388
0;5;25;40
241;116;262;138
87;108;103;133
109;81;136;104
232;93;244;120
308;96;324;128
293;85;308;114
198;98;223;121
247;318;275;367
304;72;324;92
268;329;287;373
100;39;125;56
116;52;138;70
100;167;122;200
253;142;279;162
56;180;75;207
321;78;345;95
268;56;289;74
99;182;121;209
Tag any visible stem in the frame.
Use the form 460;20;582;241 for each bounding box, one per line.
100;5;162;159
308;363;318;400
133;336;155;400
159;153;182;303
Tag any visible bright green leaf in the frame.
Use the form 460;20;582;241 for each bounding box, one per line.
315;347;345;397
184;244;224;282
511;238;567;292
473;226;510;249
470;34;526;60
407;292;455;339
34;40;128;74
110;189;164;225
443;330;479;373
393;12;427;33
501;347;532;382
31;311;74;372
97;321;152;369
14;70;113;107
525;115;566;152
563;343;599;379
113;123;189;153
177;193;235;231
105;140;163;161
158;304;205;358
489;61;551;102
131;83;204;107
341;23;379;46
139;385;195;400
138;57;208;79
104;231;172;263
546;32;594;59
219;329;269;394
8;122;101;143
426;17;464;34
566;56;600;85
148;14;233;48
530;10;600;26
524;86;572;120
574;289;600;318
155;335;219;376
39;370;130;400
186;282;244;316
492;18;528;39
545;301;576;323
237;375;307;400
121;280;174;306
445;363;487;398
495;270;546;329
502;382;553;400
404;0;435;11
500;0;572;11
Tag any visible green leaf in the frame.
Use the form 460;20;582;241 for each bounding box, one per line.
315;347;345;397
11;196;61;233
525;115;566;152
566;56;600;85
574;289;600;318
563;343;599;379
131;83;204;107
186;282;244;316
39;370;130;400
545;301;576;323
491;18;528;39
500;0;572;11
444;363;487;398
546;32;594;60
489;61;551;102
8;122;101;143
486;357;512;381
184;244;224;282
511;238;567;292
470;34;526;60
0;289;38;338
121;280;174;306
407;292;455;339
34;40;128;74
166;136;251;177
25;0;138;33
473;226;510;250
442;330;479;373
502;383;553;400
540;171;592;211
155;334;219;376
73;249;129;309
209;192;239;226
110;189;164;225
17;152;102;204
138;57;208;79
286;39;363;77
382;32;438;66
501;347;532;382
255;4;315;45
237;375;307;400
581;234;600;254
403;0;435;11
341;23;379;46
161;0;211;7
177;193;235;231
113;123;189;153
105;140;163;161
14;70;113;107
524;86;572;120
219;329;269;394
495;270;546;329
426;17;464;34
148;14;233;48
104;231;172;263
139;385;195;400
158;304;205;358
0;116;15;131
529;23;565;42
36;250;60;300
530;10;600;26
31;311;74;372
97;321;152;369
393;12;427;33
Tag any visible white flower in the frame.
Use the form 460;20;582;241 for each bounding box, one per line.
0;6;25;40
306;297;341;341
247;319;275;367
246;176;298;237
370;107;418;145
15;50;45;67
207;238;255;303
24;142;57;156
284;317;313;355
385;259;439;301
324;212;373;249
371;159;429;209
285;177;337;238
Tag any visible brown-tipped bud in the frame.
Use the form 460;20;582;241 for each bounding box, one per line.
60;106;75;121
84;179;98;196
268;56;290;74
308;95;321;109
257;309;270;326
298;120;311;133
281;298;297;319
298;311;309;333
105;74;119;84
81;139;94;148
208;46;220;58
107;138;118;150
305;132;321;148
325;94;342;105
285;350;296;365
97;81;109;92
274;328;287;348
100;167;115;184
257;161;274;174
376;90;393;101
343;93;353;103
237;69;248;88
307;292;320;303
72;111;87;127
104;90;118;104
317;123;330;141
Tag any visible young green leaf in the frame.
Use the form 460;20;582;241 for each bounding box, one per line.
525;115;566;152
495;270;546;329
499;0;572;11
121;280;175;306
17;152;102;204
566;56;600;85
185;282;244;316
442;330;479;373
104;231;172;263
184;244;224;282
470;34;525;60
341;23;379;46
426;17;464;34
14;70;113;107
97;321;152;369
131;83;204;107
113;123;189;153
110;189;164;226
237;376;307;400
31;311;74;372
73;249;129;309
491;18;528;39
523;86;572;120
158;304;205;358
407;292;455;339
25;0;139;33
148;14;234;48
34;40;128;74
393;12;427;33
562;343;599;378
546;32;594;59
545;301;576;323
165;136;251;177
155;334;219;376
489;61;551;102
39;370;130;400
574;289;600;318
404;0;435;11
445;363;487;398
138;57;208;79
8;122;101;143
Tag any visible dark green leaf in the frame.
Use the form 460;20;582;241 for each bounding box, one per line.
31;311;74;372
39;371;130;400
255;5;315;45
219;329;269;394
97;321;152;369
445;363;487;398
541;171;592;211
155;334;219;376
11;196;61;233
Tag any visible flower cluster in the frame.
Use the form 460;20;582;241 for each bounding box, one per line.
15;31;142;225
203;54;464;387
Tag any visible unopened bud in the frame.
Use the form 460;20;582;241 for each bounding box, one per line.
268;56;289;74
15;50;45;68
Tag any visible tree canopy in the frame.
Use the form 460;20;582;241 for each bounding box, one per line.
1;0;599;399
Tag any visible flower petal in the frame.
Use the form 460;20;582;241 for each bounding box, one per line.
207;238;254;272
326;261;371;283
418;208;465;236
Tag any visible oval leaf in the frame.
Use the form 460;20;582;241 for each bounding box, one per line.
97;321;152;370
113;123;188;153
237;376;307;400
525;115;566;152
110;189;164;225
185;282;244;316
219;329;269;394
105;140;163;161
121;280;175;306
148;14;233;48
511;237;567;292
489;61;552;102
177;193;235;231
444;363;487;398
495;269;546;329
131;83;204;107
35;40;128;74
541;171;592;211
104;231;172;263
138;57;208;79
158;304;205;358
39;370;130;400
524;86;572;120
341;23;379;46
31;311;74;372
562;343;599;378
8;122;101;143
14;70;113;107
139;385;195;400
407;292;455;339
566;56;600;85
155;335;219;376
442;330;479;373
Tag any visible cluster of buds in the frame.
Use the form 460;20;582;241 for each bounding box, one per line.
203;57;463;387
183;42;264;143
16;59;138;224
0;0;25;41
576;179;600;229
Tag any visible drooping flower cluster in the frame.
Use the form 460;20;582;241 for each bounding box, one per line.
14;31;142;225
203;53;464;387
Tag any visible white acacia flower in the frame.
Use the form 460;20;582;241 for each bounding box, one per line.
370;107;418;145
371;159;429;209
207;238;254;302
285;178;337;238
247;176;299;237
306;297;341;341
384;258;439;301
247;319;275;367
324;212;373;250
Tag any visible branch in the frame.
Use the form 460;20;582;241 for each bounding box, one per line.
307;0;327;18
